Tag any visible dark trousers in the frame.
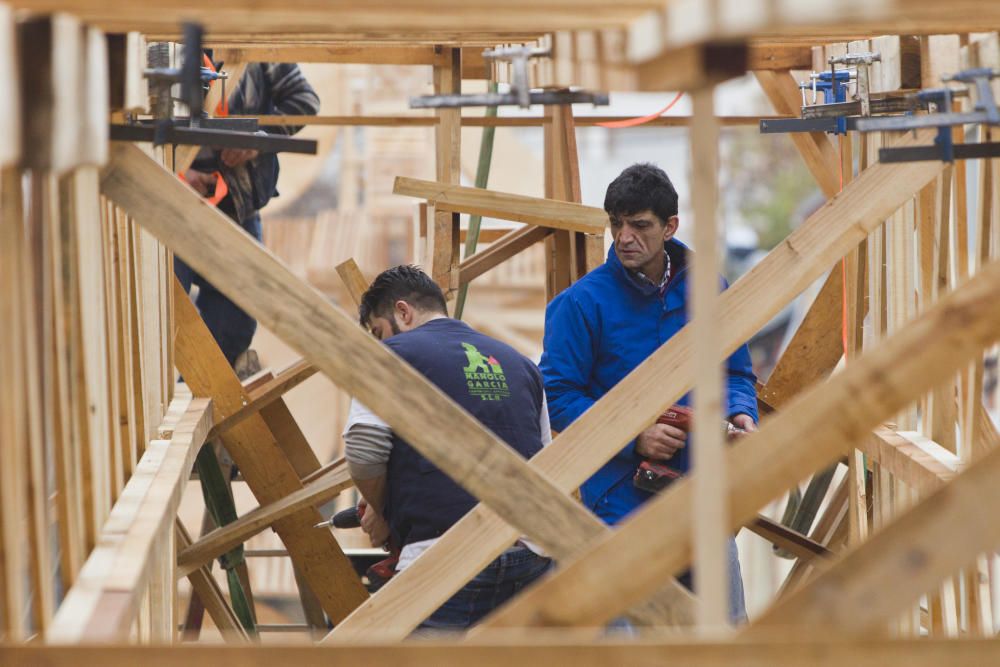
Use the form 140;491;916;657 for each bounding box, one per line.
418;546;552;631
174;211;261;366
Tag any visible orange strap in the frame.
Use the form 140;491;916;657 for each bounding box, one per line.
596;92;684;128
179;171;228;206
201;53;229;117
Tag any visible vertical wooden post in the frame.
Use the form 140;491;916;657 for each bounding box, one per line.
432;47;461;296
690;85;728;630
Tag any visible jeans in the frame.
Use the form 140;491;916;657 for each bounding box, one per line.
418;546;553;631
174;211;261;366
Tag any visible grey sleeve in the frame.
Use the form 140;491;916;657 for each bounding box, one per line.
344;423;393;480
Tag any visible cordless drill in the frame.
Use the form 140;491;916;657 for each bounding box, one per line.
633;404;744;494
317;505;399;591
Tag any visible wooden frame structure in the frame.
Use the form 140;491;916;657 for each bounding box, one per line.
2;1;1000;663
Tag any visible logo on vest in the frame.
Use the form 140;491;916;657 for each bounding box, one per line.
461;342;510;401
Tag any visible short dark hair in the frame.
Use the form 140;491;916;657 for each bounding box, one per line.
603;163;679;224
358;265;447;326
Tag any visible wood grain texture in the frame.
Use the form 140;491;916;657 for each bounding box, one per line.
328;129;946;640
460;225;553;285
48;397;212;643
748;425;1000;637
99;145;688;628
171;279;368;623
0;7;19;167
7;637;1000;666
334;258;370;307
485;256;1000;629
176;462;353;577
394;177;607;234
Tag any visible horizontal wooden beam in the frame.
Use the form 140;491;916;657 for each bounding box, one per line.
241;114;789;128
859;427;957;496
48;397;213;643
394;177;606;234
481;255;1000;630
176;461;353;578
206;358;316;440
327;129;946;641
8;637;1000;666
215;44;448;65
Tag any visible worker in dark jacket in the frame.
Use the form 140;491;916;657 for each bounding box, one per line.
539;163;758;623
176;62;320;375
344;266;552;630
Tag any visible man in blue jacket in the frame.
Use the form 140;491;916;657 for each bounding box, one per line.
539;163;757;622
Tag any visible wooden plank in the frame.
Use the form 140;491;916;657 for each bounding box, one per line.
689;86;727;628
635;41;748;91
206;359;317;441
171;279;368;623
0;6;19;167
393;177;608;234
480;253;1000;630
328;129;948;641
859;427;957;497
176;462;353;577
174;521;249;643
215;44;448;65
747;426;1000;637
334;259;370;307
48;398;212;643
0;168;27;639
9;637;1000;666
246;114;792;128
459;225;552;285
103;144;695;629
754;70;840;199
432;48;460;294
758;270;844;408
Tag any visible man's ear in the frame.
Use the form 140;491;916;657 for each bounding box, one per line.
394;299;413;325
663;216;679;240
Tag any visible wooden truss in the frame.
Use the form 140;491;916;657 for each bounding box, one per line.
2;0;1000;663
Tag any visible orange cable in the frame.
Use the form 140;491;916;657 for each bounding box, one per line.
595;91;684;128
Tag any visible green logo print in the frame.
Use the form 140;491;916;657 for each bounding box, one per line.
461;342;510;401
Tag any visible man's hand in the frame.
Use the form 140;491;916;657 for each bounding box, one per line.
359;502;390;548
730;413;757;433
636;423;687;461
220;148;259;168
183;169;216;197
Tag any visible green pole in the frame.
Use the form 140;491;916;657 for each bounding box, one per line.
454;81;498;320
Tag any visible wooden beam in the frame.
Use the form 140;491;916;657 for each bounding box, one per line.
7;637;1000;666
171;278;368;623
174;520;249;643
102;143;694;628
459;226;552;285
754;70;840;198
394;177;607;234
0;6;19;167
48;397;213;643
636;41;749;91
245;114;790;128
214;44;448;65
859;427;957;497
206;358;317;440
481;255;1000;630
328;130;947;640
747;425;1000;637
758;270;845;408
431;48;461;293
176;461;353;578
335;259;370;307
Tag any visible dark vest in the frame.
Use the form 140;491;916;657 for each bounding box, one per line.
384;318;544;546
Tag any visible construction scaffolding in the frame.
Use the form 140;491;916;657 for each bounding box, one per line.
2;1;1000;664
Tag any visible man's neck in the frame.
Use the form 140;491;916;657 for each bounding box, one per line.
411;312;448;329
636;251;667;283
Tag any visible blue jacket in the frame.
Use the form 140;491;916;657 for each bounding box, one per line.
540;239;758;524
